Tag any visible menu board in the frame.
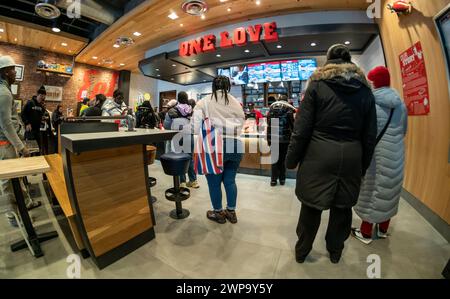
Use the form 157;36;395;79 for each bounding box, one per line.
298;59;317;80
264;62;282;82
281;60;300;81
230;65;249;85
248;63;266;83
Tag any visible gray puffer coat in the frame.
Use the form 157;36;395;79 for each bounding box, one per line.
354;87;408;223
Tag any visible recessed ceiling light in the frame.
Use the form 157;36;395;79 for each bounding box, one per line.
180;23;184;27
276;45;282;49
216;54;221;57
0;29;4;33
61;42;67;46
192;59;196;62
227;8;231;12
172;64;176;67
133;32;142;36
203;80;207;82
156;68;160;71
157;74;161;77
14;38;17;42
311;42;317;47
92;56;98;59
345;41;351;45
52;27;60;33
244;49;250;53
168;12;179;20
113;44;120;48
201;14;205;20
98;63;100;65
220;0;228;2
120;63;125;66
256;0;261;5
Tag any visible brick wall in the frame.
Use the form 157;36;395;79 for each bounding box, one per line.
0;41;118;114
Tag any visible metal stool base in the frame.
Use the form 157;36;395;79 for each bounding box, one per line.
170;208;190;219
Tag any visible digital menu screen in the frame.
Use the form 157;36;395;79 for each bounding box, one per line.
217;68;231;78
298;59;317;81
264;62;282;82
248;63;266;83
229;65;249;85
281;60;300;81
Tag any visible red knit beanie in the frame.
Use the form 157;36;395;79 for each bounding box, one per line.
367;66;390;88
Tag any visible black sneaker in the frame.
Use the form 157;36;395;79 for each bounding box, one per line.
206;210;226;224
329;252;341;264
279;179;286;186
270;180;277;187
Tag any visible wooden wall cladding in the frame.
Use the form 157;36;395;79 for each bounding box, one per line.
378;0;450;223
69;145;152;257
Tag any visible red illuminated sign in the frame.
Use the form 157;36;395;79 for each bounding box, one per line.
179;22;279;57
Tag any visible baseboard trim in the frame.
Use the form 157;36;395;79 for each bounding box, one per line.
401;188;450;243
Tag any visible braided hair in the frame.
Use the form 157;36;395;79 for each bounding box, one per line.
211;75;231;105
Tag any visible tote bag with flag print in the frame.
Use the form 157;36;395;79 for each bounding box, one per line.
194;99;224;175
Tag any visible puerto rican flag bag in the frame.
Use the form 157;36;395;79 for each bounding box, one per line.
194;100;224;175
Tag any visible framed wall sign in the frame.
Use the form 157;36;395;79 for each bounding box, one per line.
44;85;63;102
15;65;24;81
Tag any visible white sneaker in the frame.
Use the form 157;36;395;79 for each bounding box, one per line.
376;225;389;239
187;181;200;189
180;182;187;188
351;228;373;245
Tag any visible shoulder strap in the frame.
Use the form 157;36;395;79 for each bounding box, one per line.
375;108;394;146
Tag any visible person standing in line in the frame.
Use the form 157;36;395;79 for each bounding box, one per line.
82;94;106;117
164;92;199;189
267;95;295;187
39;101;52;155
352;66;408;244
192;76;245;224
135;100;159;129
0;56;31;227
21;86;46;152
79;98;90;116
286;45;377;264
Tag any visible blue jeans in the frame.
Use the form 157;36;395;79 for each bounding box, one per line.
180;154;197;183
205;138;243;211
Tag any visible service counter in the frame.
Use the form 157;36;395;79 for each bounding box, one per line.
59;128;176;269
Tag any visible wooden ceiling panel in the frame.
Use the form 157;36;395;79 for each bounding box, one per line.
76;0;371;72
0;16;88;56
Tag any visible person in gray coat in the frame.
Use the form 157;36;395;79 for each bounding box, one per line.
352;66;408;244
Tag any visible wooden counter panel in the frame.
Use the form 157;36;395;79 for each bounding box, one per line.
70;145;152;257
45;154;74;217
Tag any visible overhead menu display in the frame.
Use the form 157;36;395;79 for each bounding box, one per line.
281;60;300;81
299;59;317;81
264;62;282;82
248;63;266;83
217;58;317;84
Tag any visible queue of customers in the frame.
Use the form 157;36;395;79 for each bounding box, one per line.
164;44;407;264
0;43;407;265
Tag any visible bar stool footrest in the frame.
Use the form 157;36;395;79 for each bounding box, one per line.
10;231;58;257
165;187;190;202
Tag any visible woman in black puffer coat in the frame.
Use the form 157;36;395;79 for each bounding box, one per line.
286;44;377;264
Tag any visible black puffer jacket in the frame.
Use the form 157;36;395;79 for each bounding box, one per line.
21;97;44;131
286;60;377;210
266;101;295;145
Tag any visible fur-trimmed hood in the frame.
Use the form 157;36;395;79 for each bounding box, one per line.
309;63;370;91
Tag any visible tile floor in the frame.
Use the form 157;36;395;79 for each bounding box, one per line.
0;163;448;279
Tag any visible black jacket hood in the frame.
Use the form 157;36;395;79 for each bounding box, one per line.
309;60;370;93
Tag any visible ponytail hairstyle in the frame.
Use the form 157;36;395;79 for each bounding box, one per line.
211;75;231;105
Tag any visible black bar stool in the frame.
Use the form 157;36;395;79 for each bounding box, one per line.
160;152;191;219
146;145;158;203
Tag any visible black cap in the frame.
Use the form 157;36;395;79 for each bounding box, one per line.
37;85;47;95
326;44;352;63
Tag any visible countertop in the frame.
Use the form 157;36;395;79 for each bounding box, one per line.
61;128;177;153
0;156;50;180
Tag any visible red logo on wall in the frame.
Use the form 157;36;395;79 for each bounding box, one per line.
399;41;430;116
179;22;279;57
76;69;119;100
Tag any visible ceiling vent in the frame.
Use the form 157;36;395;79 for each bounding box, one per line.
35;0;61;19
115;36;135;47
181;0;208;16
